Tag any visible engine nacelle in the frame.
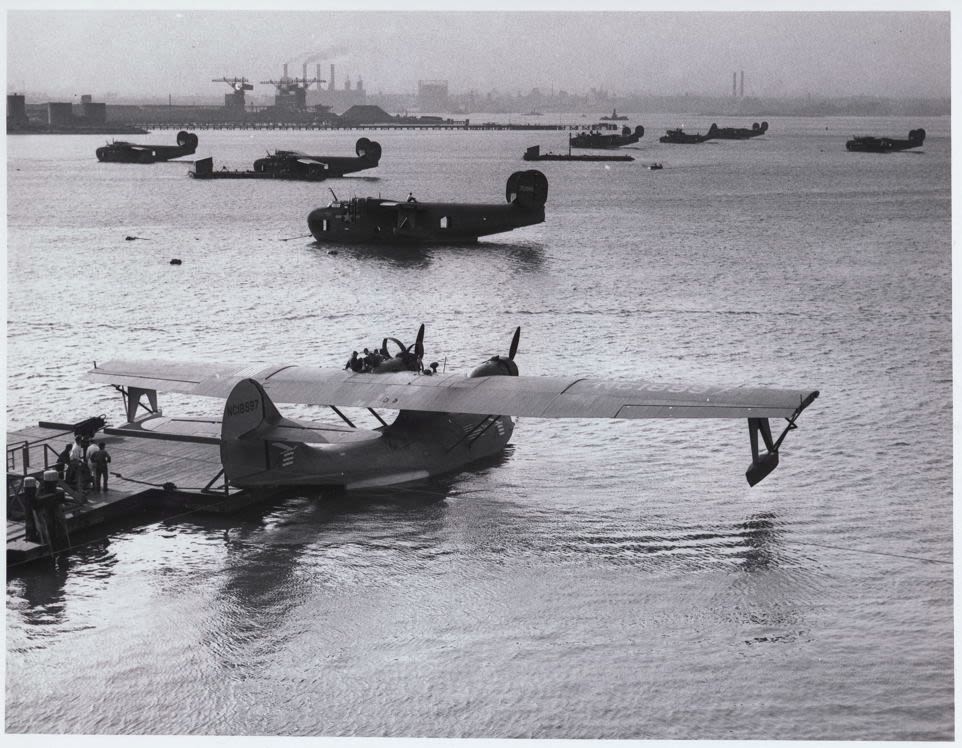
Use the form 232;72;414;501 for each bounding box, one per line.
469;356;518;378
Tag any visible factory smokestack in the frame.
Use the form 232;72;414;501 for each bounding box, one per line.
740;70;744;97
330;64;335;91
316;64;322;90
283;63;288;79
732;72;736;97
303;63;307;82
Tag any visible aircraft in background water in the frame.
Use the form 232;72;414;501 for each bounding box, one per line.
307;170;548;244
846;128;926;153
570;125;644;149
96;130;199;163
707;121;769;140
190;138;382;181
87;325;819;492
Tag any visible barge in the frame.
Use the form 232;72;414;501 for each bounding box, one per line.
523;145;634;162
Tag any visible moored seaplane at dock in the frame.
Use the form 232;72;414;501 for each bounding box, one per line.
87;325;819;491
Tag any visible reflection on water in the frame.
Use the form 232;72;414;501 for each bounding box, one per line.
5;119;953;740
308;237;545;272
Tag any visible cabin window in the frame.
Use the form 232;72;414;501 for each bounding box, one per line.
440;216;449;229
321;219;329;232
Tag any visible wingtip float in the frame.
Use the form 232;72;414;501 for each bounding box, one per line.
87;325;818;491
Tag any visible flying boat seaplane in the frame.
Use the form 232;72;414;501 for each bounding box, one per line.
87;325;819;492
190;138;383;181
307;170;548;244
96;130;199;163
251;137;382;178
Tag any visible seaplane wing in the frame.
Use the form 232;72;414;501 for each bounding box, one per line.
88;360;817;421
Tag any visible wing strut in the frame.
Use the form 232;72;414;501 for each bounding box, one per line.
745;391;819;486
329;405;355;429
113;385;159;423
445;415;498;453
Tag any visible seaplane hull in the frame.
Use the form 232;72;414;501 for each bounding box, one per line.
307;171;548;245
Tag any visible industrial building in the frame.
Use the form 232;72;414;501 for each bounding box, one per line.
417;80;449;113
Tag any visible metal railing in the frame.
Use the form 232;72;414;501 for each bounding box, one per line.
6;440;61;476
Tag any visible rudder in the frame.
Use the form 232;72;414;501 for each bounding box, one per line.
220;378;285;483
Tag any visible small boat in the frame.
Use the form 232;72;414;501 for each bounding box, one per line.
648;163;663;170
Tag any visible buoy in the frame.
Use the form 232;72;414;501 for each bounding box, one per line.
328;250;338;256
170;258;182;265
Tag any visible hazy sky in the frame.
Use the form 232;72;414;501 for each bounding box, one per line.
5;8;952;101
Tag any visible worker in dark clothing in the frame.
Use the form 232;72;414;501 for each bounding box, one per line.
89;441;112;492
366;347;383;369
56;443;72;479
20;477;40;543
407;192;417;203
345;351;359;371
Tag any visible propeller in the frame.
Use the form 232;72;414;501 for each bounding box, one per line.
415;323;425;360
470;326;521;378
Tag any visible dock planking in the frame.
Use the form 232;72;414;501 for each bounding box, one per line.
7;422;251;568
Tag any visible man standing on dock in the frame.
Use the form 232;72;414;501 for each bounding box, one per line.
89;441;112;493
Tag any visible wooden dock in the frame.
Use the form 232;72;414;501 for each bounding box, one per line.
125;121;615;133
7;422;257;568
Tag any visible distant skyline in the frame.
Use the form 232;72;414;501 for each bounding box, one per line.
6;9;952;102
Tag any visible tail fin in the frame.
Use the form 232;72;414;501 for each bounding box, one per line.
356;137;382;163
220;378;288;484
505;170;549;210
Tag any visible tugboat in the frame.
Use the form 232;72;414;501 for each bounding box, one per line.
96;130;198;163
569;125;644;149
659;127;713;144
846;128;926;153
600;108;629;121
706;121;769;140
307;171;548;245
